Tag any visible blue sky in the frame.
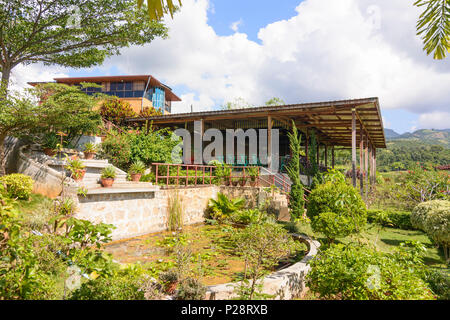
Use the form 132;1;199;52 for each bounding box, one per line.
47;0;450;134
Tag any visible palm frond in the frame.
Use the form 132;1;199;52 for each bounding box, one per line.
137;0;182;21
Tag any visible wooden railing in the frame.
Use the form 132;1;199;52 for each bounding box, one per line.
152;163;261;187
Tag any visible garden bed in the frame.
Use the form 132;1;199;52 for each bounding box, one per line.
104;223;308;286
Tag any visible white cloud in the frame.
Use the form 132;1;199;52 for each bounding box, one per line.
418;112;450;130
230;19;243;32
10;0;450;130
8;63;69;93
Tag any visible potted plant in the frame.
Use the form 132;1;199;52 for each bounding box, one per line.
65;158;86;182
42;133;59;156
128;160;146;182
246;167;259;187
221;164;232;186
238;174;247;187
83;142;98;160
231;176;239;187
100;165;116;187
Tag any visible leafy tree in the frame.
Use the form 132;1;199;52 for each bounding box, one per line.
415;0;450;59
286;121;305;220
99;97;137;127
221;97;254;110
0;83;101;175
265;97;285;106
0;0;168;95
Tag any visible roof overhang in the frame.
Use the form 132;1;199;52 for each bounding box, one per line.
128;97;386;149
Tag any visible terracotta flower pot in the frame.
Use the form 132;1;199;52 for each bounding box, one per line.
231;179;239;187
101;178;114;187
250;179;258;187
84;152;96;160
130;173;142;182
238;178;247;187
43;148;56;156
72;169;86;182
223;178;231;186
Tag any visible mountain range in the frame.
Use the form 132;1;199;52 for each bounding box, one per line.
384;128;450;148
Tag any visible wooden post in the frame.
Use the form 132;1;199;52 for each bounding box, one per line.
365;133;369;197
268;115;272;171
305;130;309;164
374;148;377;183
352;109;357;187
332;146;335;169
359;122;364;196
369;142;374;187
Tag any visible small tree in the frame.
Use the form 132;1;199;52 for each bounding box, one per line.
0;83;101;175
286;121;304;220
307;178;367;242
233;222;295;299
99;97;137;127
424;206;450;261
265;97;285;106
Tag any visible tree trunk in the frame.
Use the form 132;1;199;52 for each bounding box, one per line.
0;134;8;176
1;65;11;99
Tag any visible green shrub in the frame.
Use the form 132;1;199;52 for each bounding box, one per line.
208;192;245;223
101;166;117;179
99;130;132;169
69;268;147;300
99;97;137;126
367;209;414;230
306;243;435;300
423;207;450;260
411;200;450;231
424;269;450;300
176;278;207;300
0;173;34;200
140;173;155;183
307;181;367;241
231;209;268;225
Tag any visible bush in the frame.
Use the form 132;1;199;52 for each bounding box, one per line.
231;209;268;225
424;269;450;300
307;181;367;241
208;193;245;223
99;97;137;126
0;174;34;200
69;268;147;300
367;209;414;230
424;207;450;260
176;278;207;300
411;200;450;231
306;243;434;300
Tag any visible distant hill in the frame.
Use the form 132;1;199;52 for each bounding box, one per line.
384;128;450;148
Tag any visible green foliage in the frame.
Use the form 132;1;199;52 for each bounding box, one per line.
424;269;450;300
423;206;450;260
139;106;163;118
414;0;450;60
0;0;168;92
308;130;320;186
129;160;146;174
367;209;414;230
233;222;296;300
411;200;450;230
101;166;117;179
245;166;259;180
0;174;34;200
138;0;182;21
99;97;137;126
306;243;435;300
83;142;98;153
42;132;60;150
214;163;232;184
65;158;86;179
140;173;156;183
99;130;132;169
208;193;245;223
69;266;149;300
265;97;285;106
286;121;305;220
231;209;268;225
307;181;367;241
176;277;207;300
397;164;449;204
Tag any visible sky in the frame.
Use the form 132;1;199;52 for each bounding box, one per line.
9;0;450;134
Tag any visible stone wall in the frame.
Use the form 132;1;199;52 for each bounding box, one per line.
75;185;289;241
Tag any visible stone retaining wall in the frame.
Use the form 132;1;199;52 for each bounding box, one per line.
75;185;289;241
206;235;320;300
